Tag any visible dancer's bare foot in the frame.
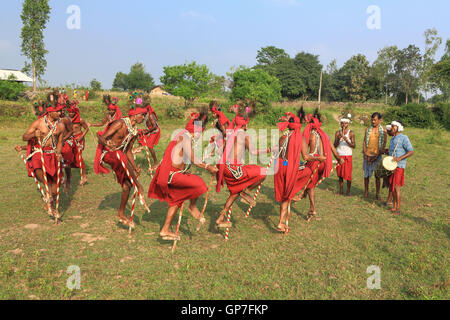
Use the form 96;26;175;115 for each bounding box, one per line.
215;212;232;228
79;176;88;186
276;223;287;232
159;231;180;241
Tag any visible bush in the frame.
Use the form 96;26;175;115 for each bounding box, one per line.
0;80;25;100
254;106;283;126
383;103;435;128
166;105;184;119
431;102;450;130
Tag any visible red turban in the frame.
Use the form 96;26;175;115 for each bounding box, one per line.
128;107;148;117
212;107;230;127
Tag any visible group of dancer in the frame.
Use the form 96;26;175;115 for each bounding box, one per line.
17;92;414;242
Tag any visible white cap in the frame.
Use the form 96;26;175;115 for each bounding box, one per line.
391;121;404;132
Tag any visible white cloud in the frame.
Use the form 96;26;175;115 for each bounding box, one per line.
180;10;216;23
271;0;300;7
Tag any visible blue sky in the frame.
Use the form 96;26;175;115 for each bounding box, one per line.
1;0;449;88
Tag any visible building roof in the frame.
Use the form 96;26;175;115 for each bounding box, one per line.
0;69;33;82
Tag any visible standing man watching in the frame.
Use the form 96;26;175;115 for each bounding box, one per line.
363;112;387;200
389;121;414;215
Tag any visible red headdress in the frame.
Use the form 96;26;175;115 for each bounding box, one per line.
303;118;332;178
66;100;81;123
128;106;148;117
185;113;206;134
227;115;249;131
211;106;230;127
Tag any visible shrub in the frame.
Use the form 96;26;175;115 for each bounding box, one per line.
383;103;435;128
431;102;450;130
0;80;25;100
166;105;184;119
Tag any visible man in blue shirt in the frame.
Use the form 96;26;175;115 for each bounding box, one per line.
389;121;414;215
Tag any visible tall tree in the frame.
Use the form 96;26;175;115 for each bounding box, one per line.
394;45;422;104
112;63;155;91
160;61;212;106
256;46;290;75
340;54;370;102
373;46;398;103
272;57;305;99
20;0;51;91
230;67;281;111
417;28;442;102
125;62;155;91
293;52;322;100
430;39;450;101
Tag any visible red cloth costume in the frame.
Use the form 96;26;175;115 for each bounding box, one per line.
148;118;207;207
62;101;85;169
336;155;352;181
389;168;405;191
94;107;145;185
211;106;231;128
216;116;265;194
303;118;333;189
31;146;58;184
93;103;122;175
138;105;161;148
274;118;312;202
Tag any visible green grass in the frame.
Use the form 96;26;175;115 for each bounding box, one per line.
0;97;449;300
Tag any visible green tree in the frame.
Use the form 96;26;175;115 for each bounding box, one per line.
273;57;305;99
417;28;442;102
230;67;281;111
90;78;102;91
126;62;155;91
112;63;154;91
430;39;450;101
112;72;127;91
373;46;398;103
340;54;370;102
20;0;51;91
207;74;226;98
160;61;212;106
256;46;290;76
394;45;422;104
293;52;322;100
322;59;344;102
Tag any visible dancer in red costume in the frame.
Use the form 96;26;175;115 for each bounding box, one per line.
303;109;344;221
22;103;65;217
274;108;325;232
148;111;217;241
66;100;89;186
215;103;272;228
95;106;148;227
135;97;160;167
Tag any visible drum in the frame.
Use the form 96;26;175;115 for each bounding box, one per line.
375;158;394;179
383;156;398;171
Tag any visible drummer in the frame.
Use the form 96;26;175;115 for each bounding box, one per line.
382;125;394;206
388;121;414;215
334;115;355;196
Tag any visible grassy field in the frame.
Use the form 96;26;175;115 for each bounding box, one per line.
0;96;448;299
